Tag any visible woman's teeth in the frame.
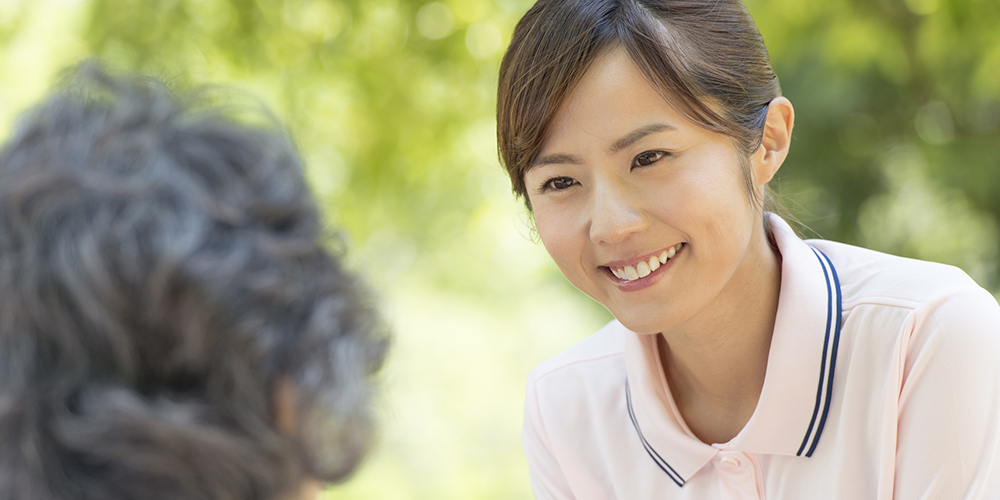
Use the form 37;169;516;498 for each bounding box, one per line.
610;243;683;281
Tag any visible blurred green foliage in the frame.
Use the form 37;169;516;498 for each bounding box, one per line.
0;0;998;497
752;0;1000;288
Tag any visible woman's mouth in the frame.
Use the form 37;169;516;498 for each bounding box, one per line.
608;243;684;282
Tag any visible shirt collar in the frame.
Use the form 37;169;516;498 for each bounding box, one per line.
623;214;844;486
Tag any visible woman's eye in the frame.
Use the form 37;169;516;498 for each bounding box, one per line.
632;150;668;168
542;176;578;192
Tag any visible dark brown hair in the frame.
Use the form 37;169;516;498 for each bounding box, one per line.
0;63;388;500
497;0;781;209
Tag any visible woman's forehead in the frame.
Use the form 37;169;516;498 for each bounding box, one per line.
540;49;694;150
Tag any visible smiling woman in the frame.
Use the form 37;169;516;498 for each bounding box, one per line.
523;48;789;340
497;1;1000;499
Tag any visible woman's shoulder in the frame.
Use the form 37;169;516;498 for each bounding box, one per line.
808;239;1000;361
528;319;628;385
806;238;986;309
523;320;636;469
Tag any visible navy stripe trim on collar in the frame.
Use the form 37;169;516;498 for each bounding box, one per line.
626;380;686;487
796;247;843;457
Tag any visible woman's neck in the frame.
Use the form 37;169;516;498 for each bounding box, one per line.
658;223;783;444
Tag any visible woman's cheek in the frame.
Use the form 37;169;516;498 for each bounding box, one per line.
536;214;588;282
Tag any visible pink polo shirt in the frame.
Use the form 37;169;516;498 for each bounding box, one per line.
523;215;1000;499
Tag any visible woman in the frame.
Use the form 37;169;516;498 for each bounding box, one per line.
0;64;388;500
496;1;1000;498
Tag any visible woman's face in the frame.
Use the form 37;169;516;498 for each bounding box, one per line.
524;48;776;335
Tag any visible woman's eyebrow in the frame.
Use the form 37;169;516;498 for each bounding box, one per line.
530;123;675;169
608;123;676;155
531;153;582;169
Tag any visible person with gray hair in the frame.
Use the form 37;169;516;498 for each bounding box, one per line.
0;63;388;500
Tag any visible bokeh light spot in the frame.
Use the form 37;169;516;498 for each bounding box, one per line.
283;0;348;42
915;100;955;145
416;2;454;40
465;21;501;59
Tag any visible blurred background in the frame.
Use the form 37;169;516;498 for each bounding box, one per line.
0;0;997;497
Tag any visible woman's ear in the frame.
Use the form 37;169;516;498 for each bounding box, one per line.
273;375;300;435
274;376;322;500
753;96;794;185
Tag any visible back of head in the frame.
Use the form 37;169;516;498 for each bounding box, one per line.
0;63;388;500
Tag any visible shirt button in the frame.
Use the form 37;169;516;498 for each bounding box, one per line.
720;456;741;467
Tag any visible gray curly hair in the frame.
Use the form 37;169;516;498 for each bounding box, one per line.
0;62;388;500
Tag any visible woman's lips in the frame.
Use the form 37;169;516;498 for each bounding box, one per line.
606;243;684;282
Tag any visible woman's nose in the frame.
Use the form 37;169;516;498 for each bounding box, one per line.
588;182;649;244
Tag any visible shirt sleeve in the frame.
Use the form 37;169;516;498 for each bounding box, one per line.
523;371;577;500
894;285;1000;499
